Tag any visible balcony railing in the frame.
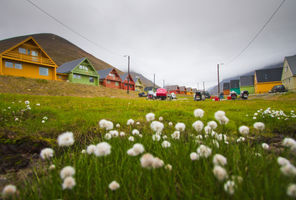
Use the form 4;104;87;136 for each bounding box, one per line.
3;51;55;66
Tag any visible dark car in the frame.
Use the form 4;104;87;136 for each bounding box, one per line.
269;85;287;93
194;91;203;101
240;90;249;100
138;92;147;97
230;91;237;100
202;91;211;99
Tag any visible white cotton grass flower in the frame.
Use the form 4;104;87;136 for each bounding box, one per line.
95;142;111;157
62;176;76;190
237;137;245;143
81;149;86;154
41;120;45;123
220;116;229;125
49;164;56;170
213;165;228;181
109;130;119;137
287;184;296;198
109;181;120;191
159;116;163;121
197;145;212;158
87;145;96;155
190;152;200;161
104;133;112;140
214;111;225;121
239;125;249;136
127;119;135;125
175;122;186;132
132;129;140;135
120;132;125;137
204;125;212;134
168;122;173;126
165;164;172;171
253;122;265;131
277;157;290;166
262;143;269;150
131;143;145;155
152;134;161;141
40;148;54;160
99;119;114;130
127;148;136;156
192;120;204;133
224;180;236;195
161;140;171;148
136;121;140;125
194;108;204;118
60;166;75;179
139;134;143;138
280;163;296;176
140;153;164;169
2;184;17;197
116;123;120;128
213;154;227;166
57;132;74;147
146;113;155;122
207;121;218;130
25;100;30;105
162;135;167;139
150;121;164;133
128;136;134;142
282;138;296;150
171;131;180;140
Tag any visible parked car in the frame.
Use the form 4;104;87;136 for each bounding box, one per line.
240;90;249;100
147;91;155;99
202;91;211;99
194;91;203;101
168;92;177;100
138;92;147;97
269;85;287;93
230;91;237;100
156;88;168;100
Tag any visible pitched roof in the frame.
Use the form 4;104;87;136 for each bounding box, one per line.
165;85;179;90
0;35;30;54
57;57;86;73
179;86;186;91
240;75;254;86
97;68;113;79
286;55;296;75
120;73;134;83
255;67;283;83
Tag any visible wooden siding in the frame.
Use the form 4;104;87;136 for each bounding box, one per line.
282;59;296;91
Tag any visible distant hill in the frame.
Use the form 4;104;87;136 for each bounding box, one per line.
208;62;284;95
129;72;160;88
0;33;115;71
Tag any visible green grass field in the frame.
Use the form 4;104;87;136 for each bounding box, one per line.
1;92;296;199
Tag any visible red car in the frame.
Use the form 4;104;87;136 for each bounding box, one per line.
156;88;168;100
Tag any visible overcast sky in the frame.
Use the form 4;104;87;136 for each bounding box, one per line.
1;0;296;89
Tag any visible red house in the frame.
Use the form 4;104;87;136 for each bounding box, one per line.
165;85;180;94
120;73;135;91
97;68;122;89
179;86;186;94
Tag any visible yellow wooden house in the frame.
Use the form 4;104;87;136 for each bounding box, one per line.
0;36;57;80
281;55;296;91
254;67;283;94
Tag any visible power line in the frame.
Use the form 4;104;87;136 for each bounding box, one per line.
227;0;286;65
24;0;124;58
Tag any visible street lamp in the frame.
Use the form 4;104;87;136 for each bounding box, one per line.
217;63;224;97
124;55;130;94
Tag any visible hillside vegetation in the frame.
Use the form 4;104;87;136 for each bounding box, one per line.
0;76;137;98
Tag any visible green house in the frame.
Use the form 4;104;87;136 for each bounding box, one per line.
57;57;99;86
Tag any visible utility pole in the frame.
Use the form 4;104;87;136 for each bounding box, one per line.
197;82;199;90
217;64;220;97
203;81;205;92
127;56;130;94
163;80;165;88
153;74;155;92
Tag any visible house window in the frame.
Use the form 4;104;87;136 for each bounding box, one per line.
73;74;81;79
107;80;111;84
79;65;88;71
27;49;31;55
31;50;38;57
39;67;48;76
109;73;115;77
15;63;22;69
5;61;13;68
115;82;119;86
19;48;26;54
89;77;94;83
